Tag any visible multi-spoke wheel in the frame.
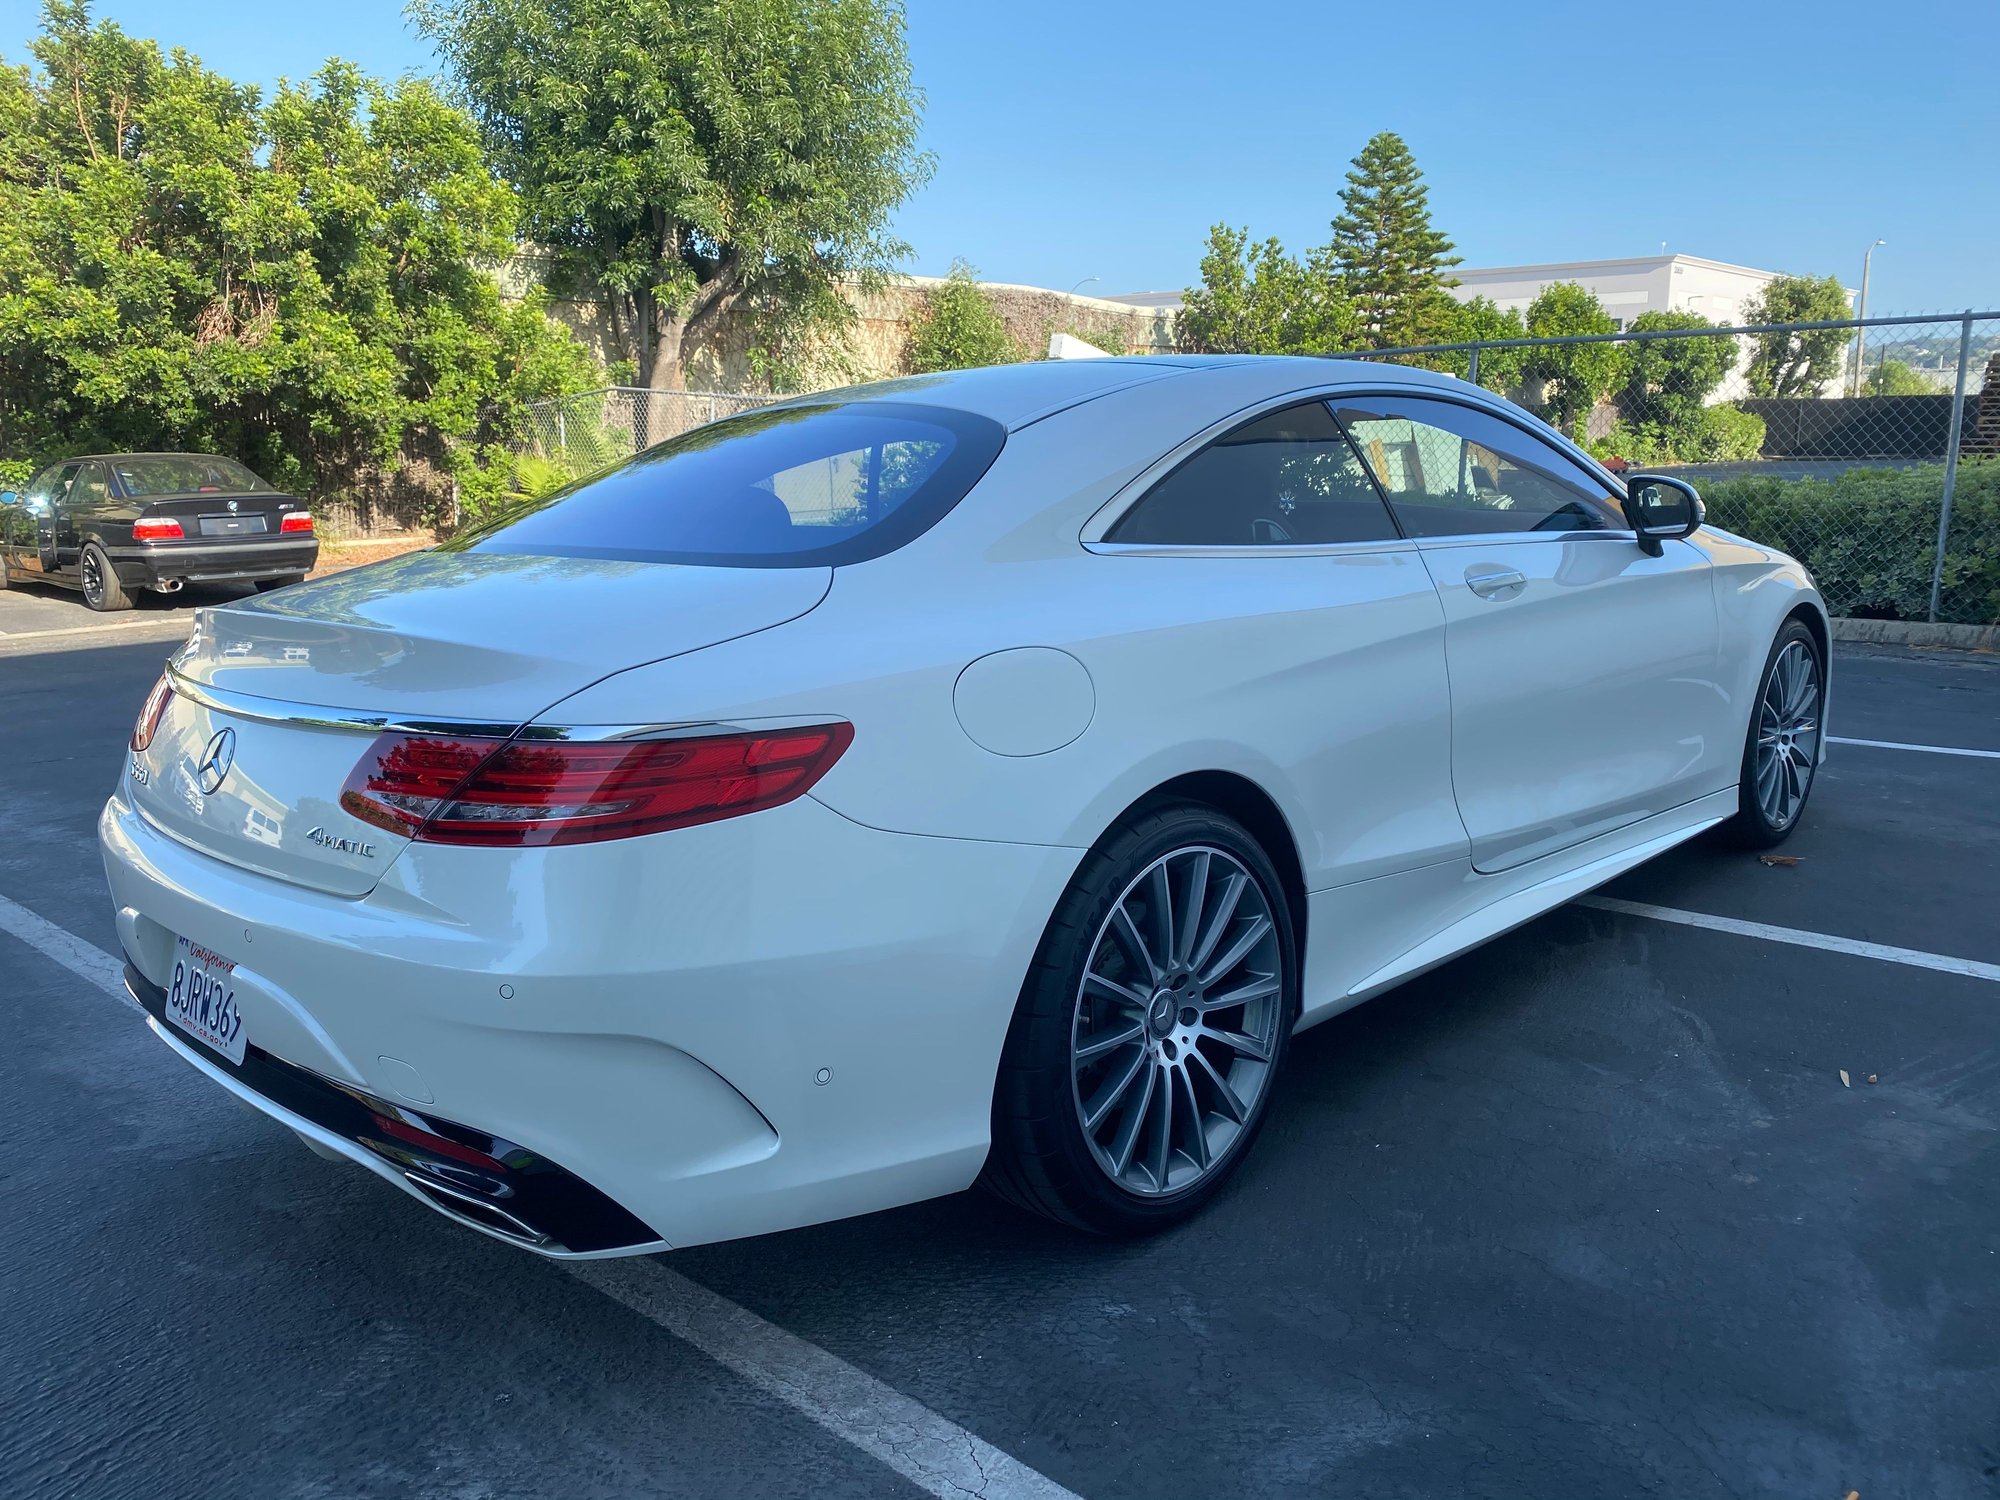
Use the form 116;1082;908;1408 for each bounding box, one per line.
1071;847;1283;1196
1727;619;1824;847
80;542;133;612
985;803;1297;1233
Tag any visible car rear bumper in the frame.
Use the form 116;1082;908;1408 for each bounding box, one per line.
99;782;1080;1254
105;537;319;587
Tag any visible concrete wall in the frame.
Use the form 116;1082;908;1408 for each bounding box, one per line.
507;257;1177;394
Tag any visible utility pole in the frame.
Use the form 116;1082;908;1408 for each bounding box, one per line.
1851;239;1884;395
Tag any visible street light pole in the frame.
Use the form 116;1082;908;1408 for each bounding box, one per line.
1851;239;1884;395
1067;276;1100;297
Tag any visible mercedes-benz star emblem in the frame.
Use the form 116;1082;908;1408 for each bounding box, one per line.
195;727;236;795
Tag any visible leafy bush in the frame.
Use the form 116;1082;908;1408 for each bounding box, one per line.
1699;458;2000;625
1593;404;1767;466
906;262;1022;373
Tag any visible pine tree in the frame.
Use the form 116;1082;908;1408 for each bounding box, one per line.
1328;132;1461;349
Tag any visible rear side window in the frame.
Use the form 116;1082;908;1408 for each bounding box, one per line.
1106;401;1399;547
453;401;1006;567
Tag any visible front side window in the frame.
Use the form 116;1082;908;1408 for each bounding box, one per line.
449;401;1005;568
24;462;81;511
1334;396;1625;538
1107;401;1399;547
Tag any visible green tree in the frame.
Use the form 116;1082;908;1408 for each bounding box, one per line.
1623;310;1735;418
1741;273;1853;397
1327;131;1461;349
1435;295;1527;389
0;1;595;504
1177;223;1352;354
905;262;1020;373
415;0;931;394
1862;358;1939;396
1521;282;1628;440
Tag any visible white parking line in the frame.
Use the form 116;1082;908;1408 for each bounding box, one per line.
0;890;1081;1500
1578;895;2000;983
0;892;139;1010
575;1258;1081;1500
1829;735;2000;760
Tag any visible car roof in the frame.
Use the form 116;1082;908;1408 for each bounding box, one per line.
59;452;244;463
772;355;1484;431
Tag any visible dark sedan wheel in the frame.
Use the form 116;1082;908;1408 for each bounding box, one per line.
80;543;133;612
984;802;1297;1234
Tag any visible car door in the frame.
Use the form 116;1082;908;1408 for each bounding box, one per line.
14;461;81;575
1333;392;1729;874
1093;398;1465;888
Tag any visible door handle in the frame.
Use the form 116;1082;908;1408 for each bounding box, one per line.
1464;564;1526;599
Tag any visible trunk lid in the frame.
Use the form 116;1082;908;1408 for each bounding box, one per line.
138;490;306;539
130;550;831;895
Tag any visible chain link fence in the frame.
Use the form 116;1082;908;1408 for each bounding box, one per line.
1342;311;2000;626
521;320;2000;628
517;387;774;483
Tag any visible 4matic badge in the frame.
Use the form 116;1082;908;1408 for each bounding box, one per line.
304;825;377;858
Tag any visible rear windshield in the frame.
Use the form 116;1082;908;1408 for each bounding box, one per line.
113;456;271;496
452;400;1007;568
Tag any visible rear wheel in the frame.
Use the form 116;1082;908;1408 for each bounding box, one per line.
1725;619;1823;847
254;574;306;593
984;802;1297;1234
80;543;132;612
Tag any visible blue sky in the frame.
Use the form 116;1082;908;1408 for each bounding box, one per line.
6;0;1996;311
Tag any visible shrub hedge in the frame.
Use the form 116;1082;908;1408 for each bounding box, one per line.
1698;458;2000;625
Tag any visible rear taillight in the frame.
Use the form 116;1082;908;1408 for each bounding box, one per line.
132;518;184;540
339;723;854;847
280;512;314;534
130;674;174;752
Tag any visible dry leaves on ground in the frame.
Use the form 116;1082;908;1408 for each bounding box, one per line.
1759;854;1803;867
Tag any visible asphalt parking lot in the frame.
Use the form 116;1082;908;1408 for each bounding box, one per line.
3;580;1996;1500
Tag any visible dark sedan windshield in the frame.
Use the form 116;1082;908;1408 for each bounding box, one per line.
452;401;1007;568
113;456;272;496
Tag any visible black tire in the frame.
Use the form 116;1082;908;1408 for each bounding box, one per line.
80;542;132;612
1723;618;1824;848
983;801;1299;1235
254;573;306;593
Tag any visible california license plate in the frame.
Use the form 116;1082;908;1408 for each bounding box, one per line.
165;935;247;1065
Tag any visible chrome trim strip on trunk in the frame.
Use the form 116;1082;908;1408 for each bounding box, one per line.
163;666;843;744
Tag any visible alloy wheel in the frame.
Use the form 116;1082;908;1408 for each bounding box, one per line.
1754;639;1821;829
1069;846;1285;1197
81;549;104;608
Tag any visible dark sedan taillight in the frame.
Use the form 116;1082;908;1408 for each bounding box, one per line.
280;513;314;534
339;724;854;847
132;518;184;540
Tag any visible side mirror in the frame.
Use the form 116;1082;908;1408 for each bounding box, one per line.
1625;473;1703;555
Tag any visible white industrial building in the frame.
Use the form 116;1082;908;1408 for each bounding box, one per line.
1444;253;1834;332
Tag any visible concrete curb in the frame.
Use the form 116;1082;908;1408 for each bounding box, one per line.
1831;618;1998;653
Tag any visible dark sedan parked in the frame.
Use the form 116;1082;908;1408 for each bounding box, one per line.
0;453;318;611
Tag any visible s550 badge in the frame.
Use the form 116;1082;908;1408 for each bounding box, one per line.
304;825;376;858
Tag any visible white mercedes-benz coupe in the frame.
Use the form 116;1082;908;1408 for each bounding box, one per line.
101;356;1829;1256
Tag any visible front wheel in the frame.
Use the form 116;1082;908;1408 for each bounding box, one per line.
984;803;1298;1234
1725;619;1824;847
